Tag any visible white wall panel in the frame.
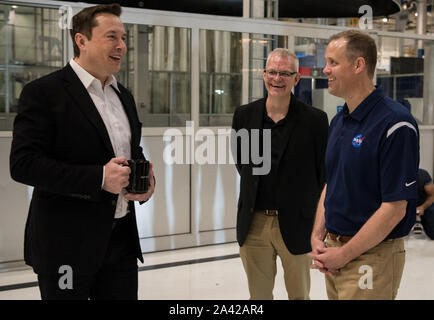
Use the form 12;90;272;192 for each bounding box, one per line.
196;163;239;232
420;127;434;176
0;137;30;264
135;136;190;239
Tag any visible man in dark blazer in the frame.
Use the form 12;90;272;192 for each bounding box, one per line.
9;4;154;300
231;48;328;300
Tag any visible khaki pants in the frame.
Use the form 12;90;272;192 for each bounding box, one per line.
325;234;405;300
239;212;311;300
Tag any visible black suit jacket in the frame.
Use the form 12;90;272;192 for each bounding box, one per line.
232;95;328;254
10;64;145;275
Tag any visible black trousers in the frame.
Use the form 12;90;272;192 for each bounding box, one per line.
37;214;139;300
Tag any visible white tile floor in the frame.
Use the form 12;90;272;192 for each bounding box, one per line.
1;231;434;300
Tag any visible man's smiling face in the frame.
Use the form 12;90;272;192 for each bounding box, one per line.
323;38;356;99
77;13;127;82
263;55;300;98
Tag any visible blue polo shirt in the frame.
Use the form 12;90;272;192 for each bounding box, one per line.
324;86;419;239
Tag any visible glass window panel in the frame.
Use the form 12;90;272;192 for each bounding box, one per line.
0;4;64;131
199;30;243;126
377;36;434;125
119;24;191;127
294;36;343;122
199;30;288;126
294;37;329;106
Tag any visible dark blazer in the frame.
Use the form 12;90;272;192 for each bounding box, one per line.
232;94;328;255
10;64;145;275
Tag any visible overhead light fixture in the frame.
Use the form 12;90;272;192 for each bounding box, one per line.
382;17;388;22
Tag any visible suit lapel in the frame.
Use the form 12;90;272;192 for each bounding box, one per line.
61;64;115;156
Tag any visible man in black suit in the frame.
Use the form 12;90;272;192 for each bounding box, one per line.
9;3;154;300
231;48;328;299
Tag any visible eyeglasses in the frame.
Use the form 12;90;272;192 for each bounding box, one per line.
265;69;298;78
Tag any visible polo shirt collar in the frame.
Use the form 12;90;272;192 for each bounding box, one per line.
263;92;297;123
342;85;384;122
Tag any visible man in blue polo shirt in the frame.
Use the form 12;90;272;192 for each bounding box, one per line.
309;30;419;300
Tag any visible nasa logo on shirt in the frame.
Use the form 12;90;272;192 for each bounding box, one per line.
352;134;366;148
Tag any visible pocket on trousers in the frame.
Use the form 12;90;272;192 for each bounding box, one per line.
392;249;406;299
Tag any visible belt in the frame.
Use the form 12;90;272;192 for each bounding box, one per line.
257;209;278;216
327;233;353;243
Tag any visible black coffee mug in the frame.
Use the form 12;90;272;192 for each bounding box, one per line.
126;159;149;194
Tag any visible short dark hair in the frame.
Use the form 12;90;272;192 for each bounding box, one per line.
329;30;377;78
70;3;122;57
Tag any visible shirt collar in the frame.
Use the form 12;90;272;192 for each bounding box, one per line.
69;58;119;91
263;92;296;124
342;85;384;122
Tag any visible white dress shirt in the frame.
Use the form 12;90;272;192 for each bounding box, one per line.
70;59;131;219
